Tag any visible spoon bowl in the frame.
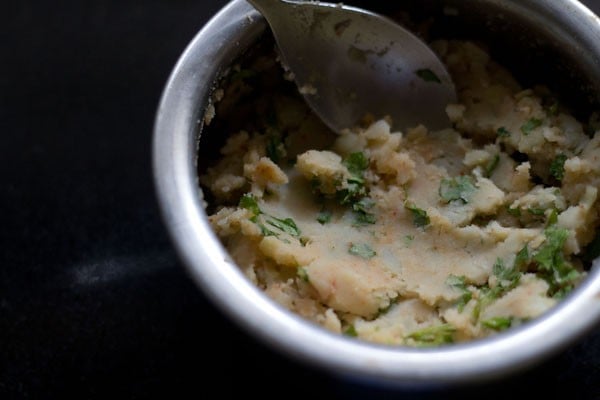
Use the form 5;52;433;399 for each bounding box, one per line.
247;0;457;133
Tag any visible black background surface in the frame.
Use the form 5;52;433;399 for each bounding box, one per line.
3;1;600;398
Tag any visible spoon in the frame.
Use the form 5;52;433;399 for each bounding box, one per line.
247;0;457;133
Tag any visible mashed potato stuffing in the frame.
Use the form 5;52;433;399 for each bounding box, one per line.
200;40;600;346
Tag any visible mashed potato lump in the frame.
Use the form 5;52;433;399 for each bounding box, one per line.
199;39;600;346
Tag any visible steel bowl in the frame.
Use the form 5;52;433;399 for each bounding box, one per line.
153;0;600;387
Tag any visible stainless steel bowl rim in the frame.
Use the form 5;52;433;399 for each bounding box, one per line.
153;0;600;385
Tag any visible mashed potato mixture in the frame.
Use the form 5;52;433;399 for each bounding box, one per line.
200;40;600;346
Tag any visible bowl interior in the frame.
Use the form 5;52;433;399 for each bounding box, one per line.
156;0;600;387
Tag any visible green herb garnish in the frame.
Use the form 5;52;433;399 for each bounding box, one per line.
527;207;545;216
521;118;543;135
406;324;455;346
482;316;513;331
334;152;370;205
353;197;375;213
239;194;261;217
349;243;376;259
533;227;569;270
258;224;278;237
514;245;530;270
493;258;521;288
532;226;580;297
353;211;377;226
473;258;521;319
297;267;310;282
485;154;500;178
415;68;442;83
317;209;332;224
547;209;559;226
446;275;472;312
439;176;477;204
343;152;369;177
405;202;430;227
550;154;568;181
336;180;366;205
497;127;511;137
240;194;302;239
506;205;522;217
352;197;376;226
266;216;301;237
344;325;358;337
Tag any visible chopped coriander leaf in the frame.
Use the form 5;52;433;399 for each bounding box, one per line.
514;245;530;270
349;243;376;259
344;325;358;337
446;275;472;312
336;172;367;205
405;202;430;227
550;154;568;181
533;227;569;271
547;209;559;226
473;259;521;319
527;207;545;216
406;324;455;346
506;206;522;217
353;211;377;226
446;274;467;288
259;224;278;237
497;127;511;137
337;184;365;205
482;316;512;331
353;197;375;212
439;176;477;204
472;285;501;320
415;68;442;83
343;152;369;177
484;154;500;178
493;258;521;288
239;194;261;216
266;216;301;237
553;285;576;299
299;237;310;247
317;209;332;224
346;175;365;187
352;197;377;226
456;292;473;312
521;118;543;135
403;235;414;246
533;226;580;296
297;267;310;282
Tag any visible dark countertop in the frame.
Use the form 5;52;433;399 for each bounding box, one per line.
3;1;600;398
